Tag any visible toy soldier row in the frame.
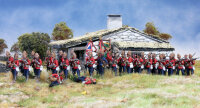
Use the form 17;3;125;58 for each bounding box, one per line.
5;49;197;84
93;51;197;76
6;51;42;83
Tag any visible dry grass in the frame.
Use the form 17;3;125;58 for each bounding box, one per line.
0;61;200;108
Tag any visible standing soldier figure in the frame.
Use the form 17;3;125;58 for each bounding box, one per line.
96;50;108;76
151;53;157;75
144;53;152;74
157;54;166;75
10;53;19;83
62;52;70;80
111;53;118;76
6;51;14;69
86;51;95;77
186;54;195;75
175;54;185;75
133;54;143;73
70;53;81;77
166;53;175;76
20;52;31;81
126;51;133;74
118;51;126;76
49;53;58;74
106;50;112;69
32;53;42;81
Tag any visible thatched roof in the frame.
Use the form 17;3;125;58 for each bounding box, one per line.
49;26;168;48
112;41;173;49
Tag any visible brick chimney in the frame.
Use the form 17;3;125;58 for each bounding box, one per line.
107;15;122;29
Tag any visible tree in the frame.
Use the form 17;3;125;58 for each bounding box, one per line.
18;32;50;59
143;22;173;40
159;33;172;40
143;22;159;35
52;22;73;40
0;38;8;54
10;42;20;53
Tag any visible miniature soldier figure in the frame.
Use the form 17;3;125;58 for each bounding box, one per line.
86;51;95;77
166;53;175;76
10;53;19;83
151;53;157;75
49;52;58;74
62;52;70;80
118;51;126;76
175;54;185;75
144;53;152;74
186;54;195;75
126;51;133;74
32;53;42;81
70;53;81;77
133;54;143;73
20;52;31;81
157;54;166;75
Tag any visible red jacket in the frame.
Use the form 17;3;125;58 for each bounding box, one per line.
144;58;152;68
51;59;58;70
158;60;166;69
126;57;133;67
33;59;42;69
134;58;143;67
187;59;195;69
166;59;175;69
86;57;95;67
118;57;126;66
7;56;14;68
176;59;184;69
61;58;69;69
45;56;52;67
20;58;31;69
106;53;112;63
70;59;80;69
11;59;19;69
51;74;63;83
111;57;118;67
152;58;157;68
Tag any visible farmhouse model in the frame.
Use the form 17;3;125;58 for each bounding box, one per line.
49;15;174;61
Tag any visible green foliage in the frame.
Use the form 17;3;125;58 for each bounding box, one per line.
143;22;159;35
52;22;73;40
159;33;172;40
143;22;173;40
18;32;50;59
0;38;8;54
10;42;20;52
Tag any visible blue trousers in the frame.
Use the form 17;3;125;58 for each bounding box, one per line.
24;69;29;80
112;66;117;76
49;81;59;87
11;69;17;81
130;68;134;73
88;67;94;76
72;68;80;77
168;68;173;76
158;69;164;75
127;66;131;74
186;68;194;75
52;69;57;74
63;69;68;79
98;65;104;76
135;67;142;73
176;69;185;75
34;69;41;78
119;66;126;75
146;68;151;74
